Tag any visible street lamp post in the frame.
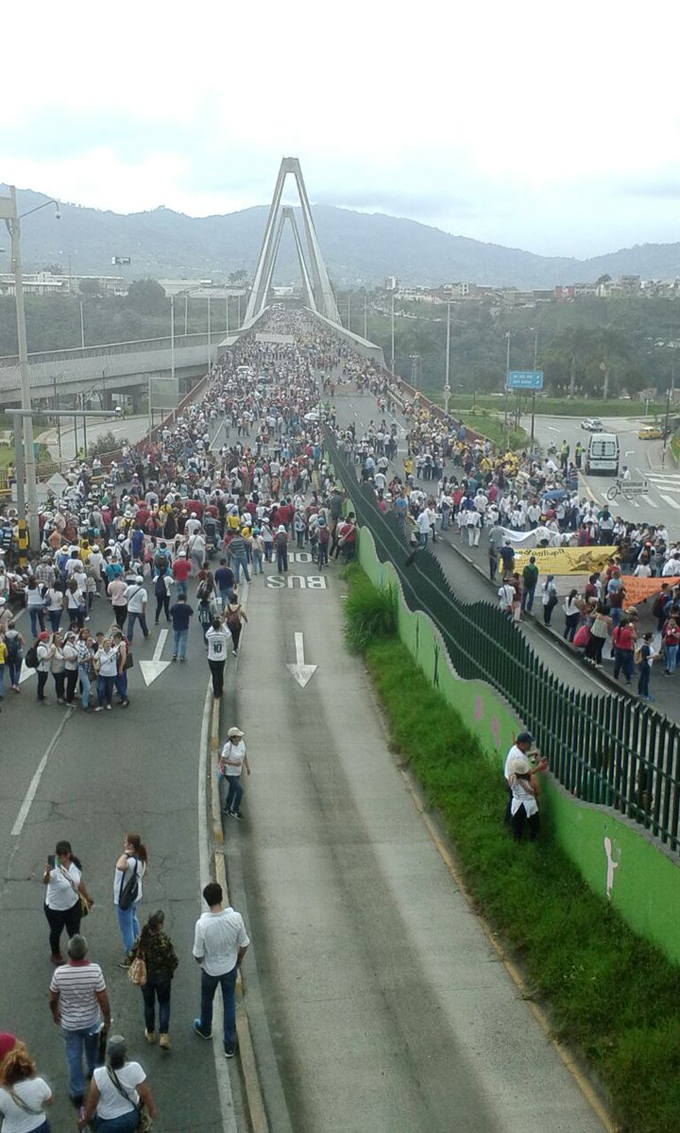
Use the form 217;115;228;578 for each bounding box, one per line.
390;292;395;374
170;295;175;384
79;299;85;349
504;331;512;449
0;186;60;552
363;291;368;340
443;299;452;415
347;292;351;333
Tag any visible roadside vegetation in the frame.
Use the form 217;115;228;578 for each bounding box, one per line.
343;562;680;1133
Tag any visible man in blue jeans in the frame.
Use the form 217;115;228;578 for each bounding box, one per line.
49;934;111;1108
169;593;194;662
192;882;250;1058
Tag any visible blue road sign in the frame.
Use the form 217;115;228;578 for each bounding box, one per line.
506;370;544;390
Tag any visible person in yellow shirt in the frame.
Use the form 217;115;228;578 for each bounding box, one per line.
403;457;413;479
0;636;7;698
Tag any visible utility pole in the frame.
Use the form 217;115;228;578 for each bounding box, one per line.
170;295;175;384
4;188;39;550
504;331;511;448
363;291;368;340
390;291;395;374
79;299;85;349
347;292;351;332
443;299;452;415
207;297;211;373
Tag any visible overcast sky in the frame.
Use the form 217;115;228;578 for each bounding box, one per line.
3;0;679;259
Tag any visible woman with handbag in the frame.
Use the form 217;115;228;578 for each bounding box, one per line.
129;910;179;1050
78;1035;156;1133
114;835;148;967
0;1041;53;1133
43;840;94;964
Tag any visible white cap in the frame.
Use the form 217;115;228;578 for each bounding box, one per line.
135;575;144;583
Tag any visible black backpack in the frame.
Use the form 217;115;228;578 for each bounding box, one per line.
24;645;39;669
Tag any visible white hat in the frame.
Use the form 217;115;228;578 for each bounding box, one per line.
178;549;186;556
277;525;286;533
227;726;244;738
509;754;531;776
135;575;144;584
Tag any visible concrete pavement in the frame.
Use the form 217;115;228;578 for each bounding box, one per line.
221;552;606;1133
38;414;151;462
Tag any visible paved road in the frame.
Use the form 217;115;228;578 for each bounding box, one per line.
223;553;604;1133
526;414;680;529
0;578;247;1133
39;414;152;462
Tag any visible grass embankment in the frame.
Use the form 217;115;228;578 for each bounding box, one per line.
343;562;680;1133
424;392;664;418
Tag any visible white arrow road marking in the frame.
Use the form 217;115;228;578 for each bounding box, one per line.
286;632;317;688
139;629;171;686
18;661;36;684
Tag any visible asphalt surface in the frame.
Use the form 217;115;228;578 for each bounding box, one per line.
222;553;604;1133
526;413;680;529
39;414;152;461
0;577;248;1133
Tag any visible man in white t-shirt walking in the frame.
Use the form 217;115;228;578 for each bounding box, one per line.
193;882;250;1058
49;934;111;1107
124;576;149;643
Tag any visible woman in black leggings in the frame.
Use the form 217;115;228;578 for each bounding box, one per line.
42;840;93;963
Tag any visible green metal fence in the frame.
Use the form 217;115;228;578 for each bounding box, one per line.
326;429;680;852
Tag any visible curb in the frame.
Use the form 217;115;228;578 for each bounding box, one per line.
210;696;223;845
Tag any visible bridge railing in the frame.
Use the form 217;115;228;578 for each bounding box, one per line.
0;331;223;369
326;427;680;854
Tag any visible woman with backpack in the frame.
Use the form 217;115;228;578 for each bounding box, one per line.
129;910;179;1049
114;834;148;966
541;576;558;626
225;595;248;657
2;622;24;693
24;577;46;639
152;567;172;625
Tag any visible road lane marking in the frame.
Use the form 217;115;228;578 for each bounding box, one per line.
139;629;171;685
658;494;680;510
197;679;238;1133
286;631;317;687
11;708;75;836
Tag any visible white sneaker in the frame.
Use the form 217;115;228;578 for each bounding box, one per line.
94;706;104;712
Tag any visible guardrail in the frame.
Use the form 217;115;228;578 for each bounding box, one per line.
326;428;680;855
0;331;222;369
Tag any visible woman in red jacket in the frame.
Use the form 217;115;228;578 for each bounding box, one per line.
612;618;635;685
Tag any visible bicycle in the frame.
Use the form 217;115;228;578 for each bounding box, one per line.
606;479;637;503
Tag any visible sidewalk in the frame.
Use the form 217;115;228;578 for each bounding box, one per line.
222;555;605;1133
438;529;678;722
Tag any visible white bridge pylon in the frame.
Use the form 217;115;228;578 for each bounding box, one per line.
244;157;340;325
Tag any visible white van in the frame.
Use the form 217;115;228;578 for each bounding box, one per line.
586;433;619;475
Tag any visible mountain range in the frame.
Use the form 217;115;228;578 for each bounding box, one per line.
4;186;680;290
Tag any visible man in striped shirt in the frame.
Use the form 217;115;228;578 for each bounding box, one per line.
49;934;111;1107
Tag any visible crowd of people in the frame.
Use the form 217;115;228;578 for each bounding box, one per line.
0;308;373;1129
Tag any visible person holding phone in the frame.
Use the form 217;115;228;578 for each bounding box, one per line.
43;840;94;965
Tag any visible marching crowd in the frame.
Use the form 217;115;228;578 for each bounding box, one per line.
0;308;370;1132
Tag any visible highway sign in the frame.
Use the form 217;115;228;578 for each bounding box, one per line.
46;472;69;494
506;370;544;390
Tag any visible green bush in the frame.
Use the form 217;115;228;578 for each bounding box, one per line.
343;563;397;653
345;565;680;1133
88;431;130;457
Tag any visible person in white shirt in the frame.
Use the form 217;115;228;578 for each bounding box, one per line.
218;726;250;819
192;882;250;1058
124;577;149;643
205;619;230;698
465;507;482;546
0;1042;53;1133
81;1034;156;1131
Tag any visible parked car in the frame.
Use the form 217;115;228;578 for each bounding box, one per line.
581;417;604;432
638;426;664;440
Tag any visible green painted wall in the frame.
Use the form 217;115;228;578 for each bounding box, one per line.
357;526;680;966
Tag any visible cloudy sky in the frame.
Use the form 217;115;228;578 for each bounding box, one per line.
3;0;678;258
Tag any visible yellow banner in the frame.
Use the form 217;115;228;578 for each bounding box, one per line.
511;546;618;575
